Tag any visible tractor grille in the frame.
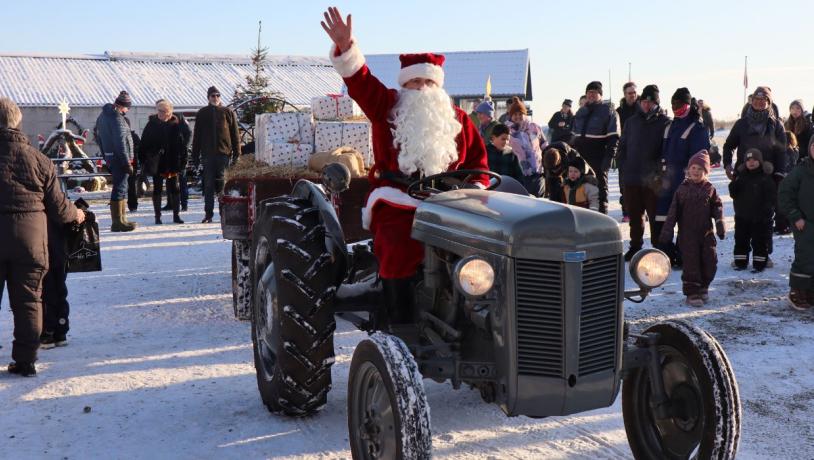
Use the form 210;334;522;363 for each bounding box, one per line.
515;259;563;378
578;255;620;376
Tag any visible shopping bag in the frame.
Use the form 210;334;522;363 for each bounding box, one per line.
65;199;102;273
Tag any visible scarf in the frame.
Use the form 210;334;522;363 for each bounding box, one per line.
673;104;690;118
746;106;770;137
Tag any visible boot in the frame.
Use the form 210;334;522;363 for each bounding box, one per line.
624;246;641;262
789;288;811;311
152;193;162;225
382;278;415;326
110;201;136;232
171;189;184;224
8;361;36;377
121;200;137;229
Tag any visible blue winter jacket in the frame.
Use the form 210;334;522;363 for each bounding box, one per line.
95;103;134;169
656;114;710;218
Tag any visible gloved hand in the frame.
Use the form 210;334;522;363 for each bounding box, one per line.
724;166;734;181
716;219;726;240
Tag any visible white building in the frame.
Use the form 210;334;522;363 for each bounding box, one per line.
0;49;531;151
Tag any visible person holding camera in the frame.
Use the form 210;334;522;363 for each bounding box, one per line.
0;97;85;376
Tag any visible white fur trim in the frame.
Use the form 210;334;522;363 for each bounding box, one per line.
398;63;445;88
329;41;365;78
361;186;421;230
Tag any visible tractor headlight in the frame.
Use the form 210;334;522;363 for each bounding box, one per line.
454;257;495;297
629;248;671;289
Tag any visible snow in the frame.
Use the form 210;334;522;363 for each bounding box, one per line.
1;166;813;458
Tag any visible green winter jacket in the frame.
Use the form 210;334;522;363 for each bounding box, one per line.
779;157;814;225
779;155;814;284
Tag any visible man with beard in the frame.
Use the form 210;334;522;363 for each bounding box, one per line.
322;7;489;322
572;81;620;214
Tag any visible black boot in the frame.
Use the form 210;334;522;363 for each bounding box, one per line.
152;193;162;225
170;185;184;224
8;361;36;377
382;278;415;326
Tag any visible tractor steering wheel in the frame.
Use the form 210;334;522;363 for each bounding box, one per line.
406;169;502;200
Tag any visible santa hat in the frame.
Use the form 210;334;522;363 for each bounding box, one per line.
398;53;445;88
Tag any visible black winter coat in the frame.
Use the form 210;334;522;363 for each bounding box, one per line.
723;112;787;174
547;111;574;143
616;101;639;132
728;162;776;221
617;107;671;187
139;115;191;176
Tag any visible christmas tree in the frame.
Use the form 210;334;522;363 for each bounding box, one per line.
232;21;285;125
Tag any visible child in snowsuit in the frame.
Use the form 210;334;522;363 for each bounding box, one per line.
728;148;777;272
659;151;726;307
562;156;600;211
778;136;814;310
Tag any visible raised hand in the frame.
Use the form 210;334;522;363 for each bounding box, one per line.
321;7;353;53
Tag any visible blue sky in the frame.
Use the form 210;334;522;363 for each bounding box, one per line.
5;0;813;120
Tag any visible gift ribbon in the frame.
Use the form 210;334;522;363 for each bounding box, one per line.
326;93;344;118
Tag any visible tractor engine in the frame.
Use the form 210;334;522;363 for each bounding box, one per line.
412;189;624;417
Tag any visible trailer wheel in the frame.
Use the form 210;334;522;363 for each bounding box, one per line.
231;240;252;320
348;333;432;460
622;320;741;460
250;196;339;416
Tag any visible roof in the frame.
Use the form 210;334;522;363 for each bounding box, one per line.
0;49;531;108
0;51;342;108
365;49;531;100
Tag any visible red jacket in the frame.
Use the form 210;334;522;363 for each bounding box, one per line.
332;43;489;193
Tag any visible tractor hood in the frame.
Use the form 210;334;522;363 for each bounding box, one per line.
411;189;622;260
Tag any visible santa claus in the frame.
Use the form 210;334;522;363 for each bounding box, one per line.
321;7;489;297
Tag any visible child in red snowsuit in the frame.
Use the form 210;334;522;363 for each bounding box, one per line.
659;151;726;307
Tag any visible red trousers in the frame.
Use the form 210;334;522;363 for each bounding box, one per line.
369;203;424;279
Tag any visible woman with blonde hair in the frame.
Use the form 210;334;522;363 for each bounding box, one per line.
140;99;189;224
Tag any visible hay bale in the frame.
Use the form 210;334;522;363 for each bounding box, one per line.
225;154;320;181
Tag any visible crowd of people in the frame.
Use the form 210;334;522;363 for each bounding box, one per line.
95;86;242;231
2;6;814;377
472;81;814;309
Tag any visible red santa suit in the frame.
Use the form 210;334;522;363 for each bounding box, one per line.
330;42;489;279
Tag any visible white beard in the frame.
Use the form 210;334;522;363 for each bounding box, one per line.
390;87;462;176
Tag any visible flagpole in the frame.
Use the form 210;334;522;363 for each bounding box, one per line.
743;56;748;105
608;68;612;102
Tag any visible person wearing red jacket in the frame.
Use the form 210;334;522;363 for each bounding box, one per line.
321;7;489;321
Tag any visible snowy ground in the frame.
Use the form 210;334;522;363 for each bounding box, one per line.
1;167;813;459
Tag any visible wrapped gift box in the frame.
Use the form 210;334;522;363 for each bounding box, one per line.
311;95;363;121
257;142;313;168
255;112;314;157
314;121;372;167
